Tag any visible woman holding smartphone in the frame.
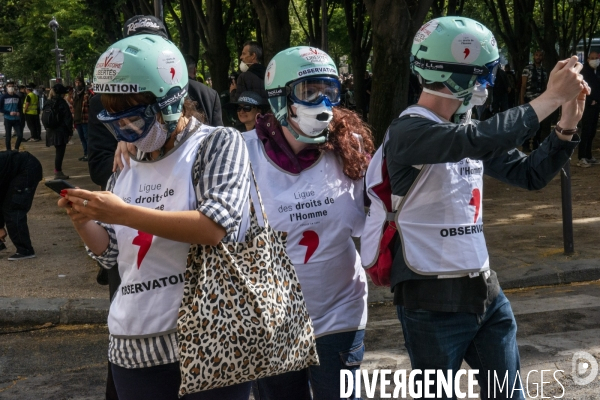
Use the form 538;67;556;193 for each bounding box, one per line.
58;35;251;400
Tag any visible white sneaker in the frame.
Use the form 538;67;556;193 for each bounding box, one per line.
587;157;599;164
577;158;591;168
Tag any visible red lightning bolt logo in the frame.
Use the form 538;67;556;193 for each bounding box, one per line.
170;67;176;80
132;231;153;269
463;48;470;59
299;230;319;264
469;188;481;223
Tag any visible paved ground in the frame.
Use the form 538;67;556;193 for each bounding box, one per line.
1;114;600;398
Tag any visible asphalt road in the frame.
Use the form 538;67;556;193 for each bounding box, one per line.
1;281;600;399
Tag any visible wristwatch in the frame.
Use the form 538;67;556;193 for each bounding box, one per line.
555;124;578;135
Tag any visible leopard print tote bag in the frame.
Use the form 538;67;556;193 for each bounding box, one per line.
177;169;319;396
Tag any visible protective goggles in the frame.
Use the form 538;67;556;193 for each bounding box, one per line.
288;77;341;106
97;105;158;142
413;57;500;86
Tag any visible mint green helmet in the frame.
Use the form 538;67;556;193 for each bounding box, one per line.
93;34;188;132
265;46;339;143
411;17;499;99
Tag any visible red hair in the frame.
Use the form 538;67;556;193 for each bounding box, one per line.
320;107;375;180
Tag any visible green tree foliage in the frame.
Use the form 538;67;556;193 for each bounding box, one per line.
0;0;109;86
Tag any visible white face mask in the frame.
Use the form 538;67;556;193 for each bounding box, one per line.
422;84;487;115
589;59;600;69
6;87;14;94
133;120;169;153
239;61;250;73
290;102;333;138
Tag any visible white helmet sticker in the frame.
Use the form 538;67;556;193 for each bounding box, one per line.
451;33;482;64
414;20;439;44
490;36;497;48
265;60;276;86
299;48;331;65
157;50;183;85
94;48;125;84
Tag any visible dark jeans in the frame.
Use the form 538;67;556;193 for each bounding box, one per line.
76;123;88;156
579;103;599;160
252;329;365;400
25;114;42;140
55;144;67;172
111;362;251;400
2;153;42;255
4;119;23;150
398;290;523;400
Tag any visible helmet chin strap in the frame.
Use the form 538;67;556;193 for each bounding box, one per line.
421;87;471;123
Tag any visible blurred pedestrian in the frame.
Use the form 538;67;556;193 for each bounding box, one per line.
73;76;92;161
23;83;42;141
0;150;43;260
0;81;24;151
44;83;73;179
578;51;600;167
225;91;268;132
520;50;548;151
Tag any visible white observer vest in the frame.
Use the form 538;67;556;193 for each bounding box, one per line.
396;106;489;276
109;130;209;337
244;131;368;337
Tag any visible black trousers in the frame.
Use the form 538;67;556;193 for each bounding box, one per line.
55;144;67;172
25;114;42;140
2;153;43;255
579;103;599;160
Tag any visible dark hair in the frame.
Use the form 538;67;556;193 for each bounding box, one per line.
243;40;262;63
319;107;375;181
75;76;84;84
101;92;206;123
184;54;196;68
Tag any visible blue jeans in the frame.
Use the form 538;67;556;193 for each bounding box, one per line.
398;290;523;400
76;123;88;155
111;362;251;400
4;119;23;150
252;329;365;400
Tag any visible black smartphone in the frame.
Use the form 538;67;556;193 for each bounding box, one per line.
45;179;76;195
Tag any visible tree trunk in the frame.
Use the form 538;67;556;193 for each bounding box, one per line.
251;0;291;65
191;0;236;95
342;0;372;119
363;0;433;145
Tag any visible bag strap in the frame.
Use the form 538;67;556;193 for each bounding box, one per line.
248;166;266;228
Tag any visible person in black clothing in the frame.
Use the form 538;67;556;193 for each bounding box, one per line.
577;51;600;167
492;66;510;114
0;150;43;260
17;85;27;136
184;54;223;126
44;84;73;180
230;41;268;102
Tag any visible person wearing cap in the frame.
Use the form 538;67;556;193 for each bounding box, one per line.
249;47;374;400
23;83;42;142
59;33;252;400
226;91;268;132
382;17;587;397
45;84;73;180
0;81;24;151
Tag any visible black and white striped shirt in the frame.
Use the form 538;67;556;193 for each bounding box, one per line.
87;118;250;368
